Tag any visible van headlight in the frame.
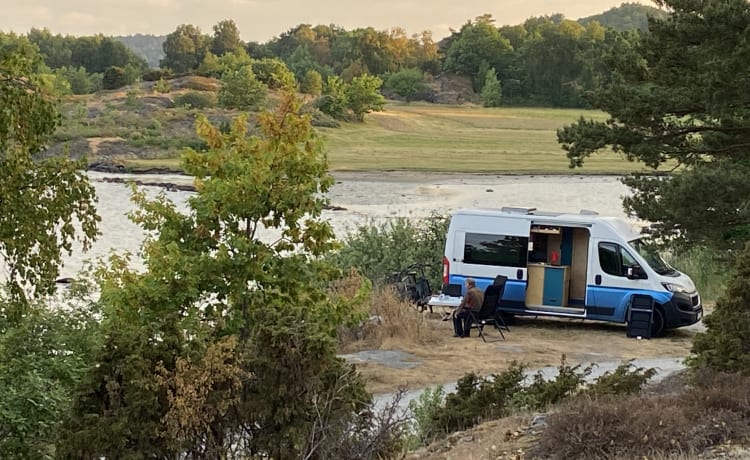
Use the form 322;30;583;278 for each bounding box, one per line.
662;283;690;294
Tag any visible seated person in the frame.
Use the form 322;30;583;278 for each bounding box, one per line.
453;278;484;338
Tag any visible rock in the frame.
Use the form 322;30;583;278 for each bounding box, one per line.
486;188;494;192
98;176;196;192
56;277;75;284
530;414;548;429
460;435;474;443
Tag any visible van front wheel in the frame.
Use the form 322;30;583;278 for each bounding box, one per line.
651;307;665;338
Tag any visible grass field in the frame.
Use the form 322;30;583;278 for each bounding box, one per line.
317;102;651;174
124;102;659;174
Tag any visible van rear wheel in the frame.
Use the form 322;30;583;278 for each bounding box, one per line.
651;308;665;338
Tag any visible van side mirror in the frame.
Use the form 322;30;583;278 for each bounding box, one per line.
627;264;645;280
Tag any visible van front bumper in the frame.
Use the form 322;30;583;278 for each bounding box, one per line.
664;292;703;328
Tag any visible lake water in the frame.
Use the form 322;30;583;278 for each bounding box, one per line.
55;171;633;279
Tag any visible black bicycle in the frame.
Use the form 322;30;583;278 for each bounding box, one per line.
385;263;434;313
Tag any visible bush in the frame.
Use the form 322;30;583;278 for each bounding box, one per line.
218;65;267;110
142;68;174;82
174;91;217;109
690;243;750;374
532;372;750;459
329;214;449;290
384;68;429;102
585;361;657;397
511;357;592;411
406;385;446;447
102;66;128;90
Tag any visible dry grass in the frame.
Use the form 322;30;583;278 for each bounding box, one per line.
358;315;698;395
532;372;750;460
338;286;439;353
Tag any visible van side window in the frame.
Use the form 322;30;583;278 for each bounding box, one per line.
598;242;638;277
464;233;528;268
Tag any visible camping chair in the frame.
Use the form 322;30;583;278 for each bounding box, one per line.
468;282;509;342
492;275;510;332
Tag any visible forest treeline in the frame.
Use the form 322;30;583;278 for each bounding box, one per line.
0;2;665;108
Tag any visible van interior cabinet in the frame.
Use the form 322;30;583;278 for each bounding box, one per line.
526;264;570;308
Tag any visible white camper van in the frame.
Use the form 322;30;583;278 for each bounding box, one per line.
442;207;703;336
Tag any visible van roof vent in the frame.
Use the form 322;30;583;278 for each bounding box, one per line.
579;209;599;215
501;206;537;214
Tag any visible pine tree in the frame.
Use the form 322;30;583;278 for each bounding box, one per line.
481;68;502;107
690;243;750;374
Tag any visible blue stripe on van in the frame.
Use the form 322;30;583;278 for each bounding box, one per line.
448;274;527;305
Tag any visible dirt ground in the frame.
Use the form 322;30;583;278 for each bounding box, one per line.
356;309;704;396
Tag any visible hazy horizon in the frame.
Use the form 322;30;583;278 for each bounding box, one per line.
1;1;651;42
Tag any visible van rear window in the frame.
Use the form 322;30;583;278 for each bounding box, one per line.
464;233;528;268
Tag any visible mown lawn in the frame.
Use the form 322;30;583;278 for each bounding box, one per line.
127;102;660;174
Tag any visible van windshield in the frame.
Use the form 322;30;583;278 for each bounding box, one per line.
629;238;678;276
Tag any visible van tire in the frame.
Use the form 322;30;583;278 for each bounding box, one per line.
651;307;665;338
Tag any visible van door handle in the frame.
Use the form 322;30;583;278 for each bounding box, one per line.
595;274;602;285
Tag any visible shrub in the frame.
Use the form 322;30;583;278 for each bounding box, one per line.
511;356;592;411
585;361;657;397
427;364;527;438
384;68;429;102
329;214;449;290
102;66;128;90
532;372;750;460
218;65;267;110
142;68;174;82
154;78;172;94
690;243;750;374
174;91;217;109
406;385;446;447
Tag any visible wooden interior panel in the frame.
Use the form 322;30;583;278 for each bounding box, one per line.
569;228;590;301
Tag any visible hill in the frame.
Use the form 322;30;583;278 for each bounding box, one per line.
578;2;669;32
49;76;662;175
115;34;166;68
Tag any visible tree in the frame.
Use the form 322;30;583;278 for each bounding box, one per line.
218;64;267;110
59;89;392;459
443;15;513;84
161;24;210;73
0;46;99;316
690;243;750;374
211;19;243;56
385;67;428;102
345;74;385;122
301;68;323;95
481;68;502;107
317;75;348;120
557;0;750;250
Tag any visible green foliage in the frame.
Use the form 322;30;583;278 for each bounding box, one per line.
444;15;512;82
416;356;657;443
218;65;267;110
102;65;128;89
584;361;657;397
154;77;171;93
300;68;323;95
251;57;296;89
0;293;100;458
481;68;502;107
211;19;243;56
385;67;428;102
666;246;732;305
0;46;99;314
690;243;750;375
623;160;750;251
58;66;99;94
160;24;210;73
59;91;391;458
345;74;385;122
559;0;750;250
317;75;349;119
174;90;217;109
406;385;446;447
579;2;669;32
329;214;449;289
428;364;526;438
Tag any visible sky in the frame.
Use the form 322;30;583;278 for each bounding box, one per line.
1;0;649;42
